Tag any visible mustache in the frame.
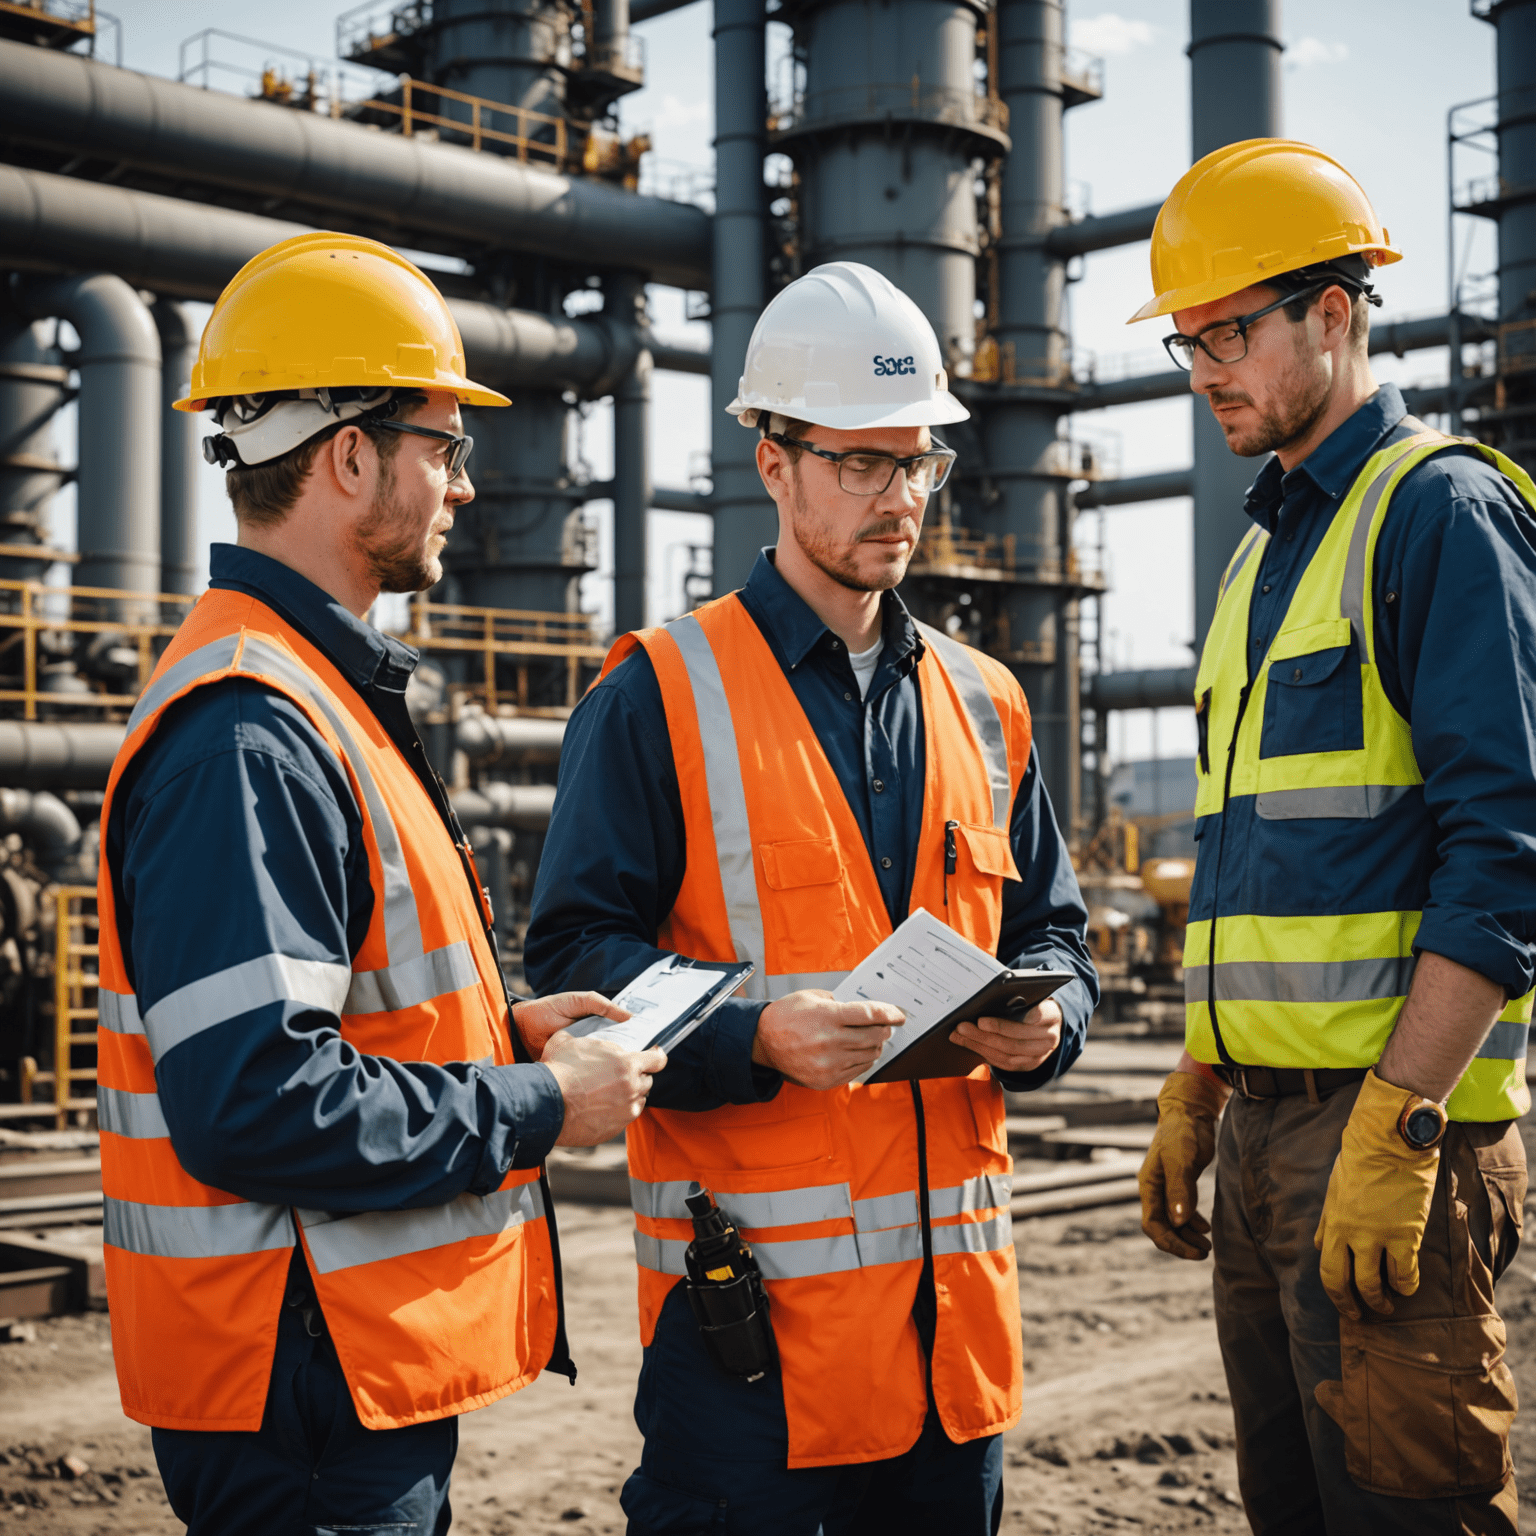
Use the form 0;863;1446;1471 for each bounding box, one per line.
1208;388;1254;408
855;518;917;543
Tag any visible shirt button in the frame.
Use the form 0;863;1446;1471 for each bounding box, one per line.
1261;585;1270;594
845;691;853;702
1292;668;1302;682
829;639;840;650
873;779;885;793
1385;591;1397;604
881;856;893;869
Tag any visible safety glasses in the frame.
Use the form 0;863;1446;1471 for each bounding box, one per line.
372;420;475;481
766;433;957;496
1162;283;1325;371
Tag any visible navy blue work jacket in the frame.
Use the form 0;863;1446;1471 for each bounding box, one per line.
104;544;566;1211
1193;384;1536;997
524;550;1100;1111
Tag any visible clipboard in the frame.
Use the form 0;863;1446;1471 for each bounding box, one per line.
565;955;756;1054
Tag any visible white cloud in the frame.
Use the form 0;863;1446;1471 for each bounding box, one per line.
650;93;709;130
1068;13;1156;56
1286;36;1350;69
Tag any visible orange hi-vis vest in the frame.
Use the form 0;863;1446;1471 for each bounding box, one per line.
601;594;1032;1468
95;587;557;1432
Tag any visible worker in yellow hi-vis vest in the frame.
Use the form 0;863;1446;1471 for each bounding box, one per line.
1132;141;1536;1534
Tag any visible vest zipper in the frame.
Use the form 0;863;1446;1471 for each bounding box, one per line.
1206;680;1253;1069
908;1080;937;1379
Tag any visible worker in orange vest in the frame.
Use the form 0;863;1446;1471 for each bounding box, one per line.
526;261;1100;1533
96;233;664;1533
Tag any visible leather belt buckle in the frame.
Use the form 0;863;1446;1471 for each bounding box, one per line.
1229;1066;1254;1100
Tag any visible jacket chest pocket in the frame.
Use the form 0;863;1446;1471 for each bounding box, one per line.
1260;642;1363;759
758;837;855;971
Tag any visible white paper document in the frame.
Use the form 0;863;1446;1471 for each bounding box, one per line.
832;908;1007;1084
564;955;751;1052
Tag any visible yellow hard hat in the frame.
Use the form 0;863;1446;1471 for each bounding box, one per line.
175;232;509;410
1127;139;1401;324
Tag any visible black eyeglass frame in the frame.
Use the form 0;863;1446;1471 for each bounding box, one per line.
1161;282;1330;372
371;419;475;481
764;432;957;496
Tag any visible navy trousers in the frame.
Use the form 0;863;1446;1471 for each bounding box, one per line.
622;1284;1004;1535
152;1265;456;1536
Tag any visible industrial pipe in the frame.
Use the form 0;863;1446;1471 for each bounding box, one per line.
0;169;710;397
0;787;82;872
1086;667;1197;712
0;40;711;291
0;314;67;578
651;487;713;515
455;713;567;765
0;721;126;788
451;781;557;831
151;301;199;598
16;274;159;599
1075;470;1194;509
611;278;653;634
1045;203;1161;259
631;0;701;18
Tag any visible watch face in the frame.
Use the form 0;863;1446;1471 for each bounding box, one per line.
1405;1105;1443;1148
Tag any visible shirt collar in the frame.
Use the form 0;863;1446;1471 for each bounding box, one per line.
740;548;923;672
208;543;419;695
1244;383;1410;532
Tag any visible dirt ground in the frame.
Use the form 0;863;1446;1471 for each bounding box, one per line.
4;1138;1536;1533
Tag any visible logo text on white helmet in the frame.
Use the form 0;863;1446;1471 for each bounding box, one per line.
873;355;916;378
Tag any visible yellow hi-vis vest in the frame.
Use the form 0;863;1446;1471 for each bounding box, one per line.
1185;426;1536;1122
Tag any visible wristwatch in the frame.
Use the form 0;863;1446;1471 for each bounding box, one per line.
1397;1096;1449;1152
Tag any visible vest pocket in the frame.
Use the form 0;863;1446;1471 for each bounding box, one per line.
757;838;855;972
1259;645;1363;759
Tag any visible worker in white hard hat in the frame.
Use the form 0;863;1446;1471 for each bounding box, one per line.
526;260;1099;1532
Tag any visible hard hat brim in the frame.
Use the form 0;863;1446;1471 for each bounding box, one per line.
1126;244;1402;325
174;369;509;413
727;391;971;430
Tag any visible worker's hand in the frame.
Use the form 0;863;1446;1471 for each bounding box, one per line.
1315;1070;1442;1320
542;1032;666;1146
512;990;632;1059
751;990;903;1091
1140;1069;1228;1261
951;998;1063;1074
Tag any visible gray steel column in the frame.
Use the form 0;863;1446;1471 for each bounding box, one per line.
981;0;1077;831
709;0;773;595
0;312;66;580
1492;0;1536;473
611;277;653;633
19;274;160;603
1188;0;1282;647
426;0;572;132
152;301;200;597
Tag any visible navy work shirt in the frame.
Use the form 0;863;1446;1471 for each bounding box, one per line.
1227;384;1536;996
524;550;1099;1111
105;544;566;1211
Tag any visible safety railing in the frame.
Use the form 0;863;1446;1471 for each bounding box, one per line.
0;0;95;47
19;886;98;1130
771;80;1009;138
404;597;607;709
355;75;571;165
909;525;1016;576
0;580;196;721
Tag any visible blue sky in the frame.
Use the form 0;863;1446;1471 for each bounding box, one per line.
66;0;1498;760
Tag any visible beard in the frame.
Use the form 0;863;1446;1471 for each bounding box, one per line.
785;472;915;593
352;466;444;595
1207;342;1332;459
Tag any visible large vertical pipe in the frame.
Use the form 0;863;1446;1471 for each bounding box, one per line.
426;0;572;129
1188;0;1282;647
1492;0;1536;475
19;274;160;601
593;0;631;71
983;0;1078;832
152;301;200;597
0;311;66;580
709;0;773;595
611;277;652;632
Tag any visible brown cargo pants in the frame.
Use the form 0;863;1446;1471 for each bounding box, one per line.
1212;1078;1525;1535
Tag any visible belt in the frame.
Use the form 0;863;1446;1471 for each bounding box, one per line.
1212;1064;1371;1102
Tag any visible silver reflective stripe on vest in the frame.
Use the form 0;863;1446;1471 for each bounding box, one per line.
1183;955;1416;1006
104;1196;295;1259
930;1173;1013;1219
853;1189;920;1232
1254;784;1416;821
238;637;425;976
297;1181;545;1275
717;1182;852;1229
344;939;479;1016
97;989;143;1037
1219;526;1267;601
632;1223;926;1280
931;1211;1013;1256
126;634;243;733
1340;428;1439;652
142;953;351;1063
96;1085;168;1140
633;1230;689;1274
666;614;767;994
1478;1019;1530;1061
916;622;1011;829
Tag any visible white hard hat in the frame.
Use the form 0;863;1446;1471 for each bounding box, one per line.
726;261;970;432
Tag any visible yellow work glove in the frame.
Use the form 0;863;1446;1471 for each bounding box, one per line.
1139;1070;1227;1260
1314;1069;1441;1320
